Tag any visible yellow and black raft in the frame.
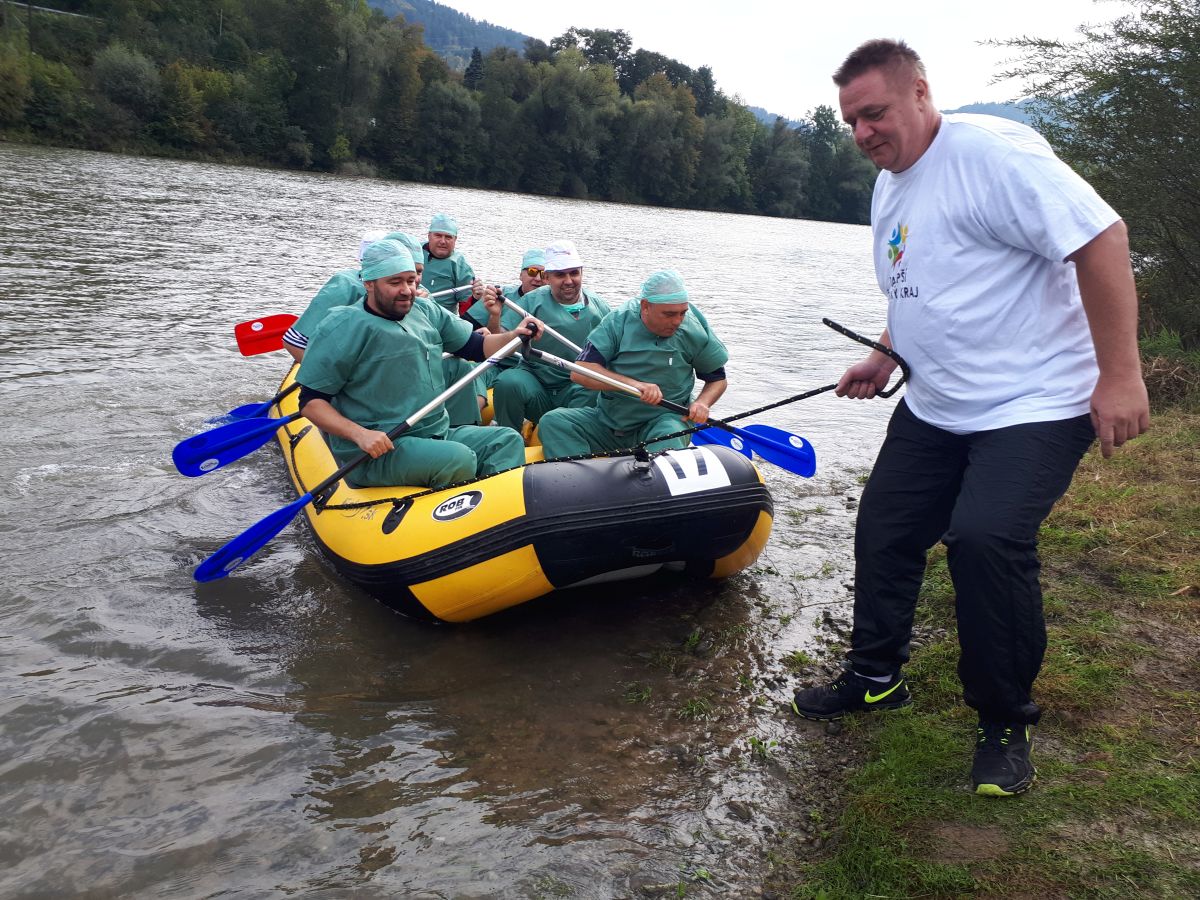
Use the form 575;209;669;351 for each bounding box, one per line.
270;369;773;622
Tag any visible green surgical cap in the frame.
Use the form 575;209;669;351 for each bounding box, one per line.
429;213;458;236
521;248;546;269
640;269;689;304
386;231;425;262
359;239;415;281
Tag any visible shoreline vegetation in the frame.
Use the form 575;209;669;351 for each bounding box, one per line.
766;394;1200;899
2;2;1193;350
0;0;875;225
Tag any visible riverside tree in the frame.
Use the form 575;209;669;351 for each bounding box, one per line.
998;0;1200;347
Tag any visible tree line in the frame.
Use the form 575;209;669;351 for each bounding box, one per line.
0;0;875;224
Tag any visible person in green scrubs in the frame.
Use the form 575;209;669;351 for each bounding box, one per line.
296;239;537;489
537;270;729;459
488;240;611;432
464;248;547;394
421;213;480;314
417;214;491;426
282;230;390;363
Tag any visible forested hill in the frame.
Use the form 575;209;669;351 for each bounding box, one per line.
0;0;877;224
368;0;529;68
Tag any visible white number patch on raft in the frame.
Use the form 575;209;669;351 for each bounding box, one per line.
432;490;484;521
654;447;732;497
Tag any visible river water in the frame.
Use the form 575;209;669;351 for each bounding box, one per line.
0;143;893;898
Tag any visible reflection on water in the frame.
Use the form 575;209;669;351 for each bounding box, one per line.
0;143;892;896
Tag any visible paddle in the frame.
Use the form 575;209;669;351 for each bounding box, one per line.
193;334;525;582
234;287;477;356
502;297;583;352
235;314;297;357
174;411;302;476
207;382;302;425
521;345;816;477
689;424;752;457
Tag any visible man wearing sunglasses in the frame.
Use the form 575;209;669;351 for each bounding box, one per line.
487;240;611;433
464;250;547;396
464;248;546;332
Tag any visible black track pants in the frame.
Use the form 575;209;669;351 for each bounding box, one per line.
847;400;1095;724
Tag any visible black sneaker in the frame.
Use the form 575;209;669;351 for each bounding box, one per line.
791;669;911;721
971;721;1036;797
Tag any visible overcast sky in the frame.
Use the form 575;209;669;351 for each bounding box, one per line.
437;0;1130;119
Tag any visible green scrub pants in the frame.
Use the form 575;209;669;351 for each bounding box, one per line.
492;367;596;431
538;407;691;459
443;357;487;427
347;425;526;489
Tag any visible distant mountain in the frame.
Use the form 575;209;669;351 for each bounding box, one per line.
943;100;1036;125
368;0;531;69
746;106;805;129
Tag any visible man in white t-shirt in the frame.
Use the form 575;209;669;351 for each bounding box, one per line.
791;39;1149;797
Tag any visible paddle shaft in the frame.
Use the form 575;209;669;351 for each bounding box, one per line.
502;297;583;353
243;381;300;415
306;335;524;505
522;344;716;424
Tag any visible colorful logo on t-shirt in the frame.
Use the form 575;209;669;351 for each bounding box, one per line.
887;224;908;267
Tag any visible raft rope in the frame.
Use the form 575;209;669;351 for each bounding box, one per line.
631;318;910;454
283;318;909;516
278;421;660;515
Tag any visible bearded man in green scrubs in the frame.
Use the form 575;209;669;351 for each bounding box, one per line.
296;240;536;489
488;240;611;432
283;229;391;363
537;270;729;458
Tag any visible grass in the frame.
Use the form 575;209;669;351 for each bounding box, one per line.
781;410;1200;899
678;696;714;721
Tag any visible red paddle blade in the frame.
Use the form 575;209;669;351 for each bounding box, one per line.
234;314;298;356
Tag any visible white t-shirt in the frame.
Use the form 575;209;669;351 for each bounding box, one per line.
871;113;1120;433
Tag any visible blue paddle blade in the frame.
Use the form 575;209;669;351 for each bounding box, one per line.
691;425;752;457
206;399;271;425
172;414;294;477
194;492;314;582
737;424;817;477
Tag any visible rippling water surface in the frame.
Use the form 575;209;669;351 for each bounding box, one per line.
0;143;892;897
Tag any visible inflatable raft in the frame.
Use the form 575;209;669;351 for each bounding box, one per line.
269;368;774;622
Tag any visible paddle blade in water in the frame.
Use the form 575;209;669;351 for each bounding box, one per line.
206;382;302;424
206;400;271;425
234;314;297;357
194;492;314;582
738;424;817;477
172;414;292;476
691;426;752;457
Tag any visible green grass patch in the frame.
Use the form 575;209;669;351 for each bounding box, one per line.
783;411;1200;898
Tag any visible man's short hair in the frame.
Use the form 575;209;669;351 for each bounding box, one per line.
833;39;926;87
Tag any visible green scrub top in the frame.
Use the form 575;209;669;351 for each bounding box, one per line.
421;247;475;313
517;285;611;389
464;285;526;370
587;299;728;431
465;284;527;331
292;267;365;341
297;298;474;457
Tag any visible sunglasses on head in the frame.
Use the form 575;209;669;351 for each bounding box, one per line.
525;267;545;277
